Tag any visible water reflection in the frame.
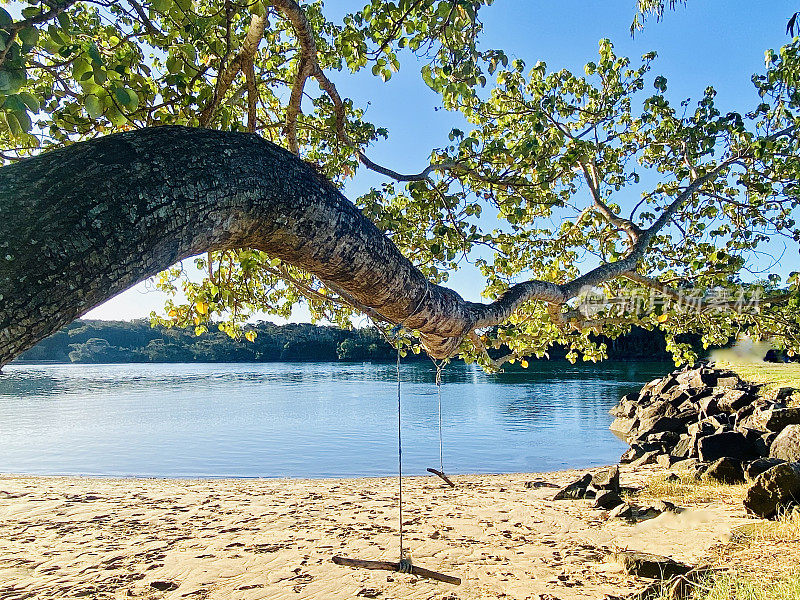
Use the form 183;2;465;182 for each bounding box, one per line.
0;361;669;478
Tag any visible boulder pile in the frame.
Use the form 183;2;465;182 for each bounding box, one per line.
610;363;799;517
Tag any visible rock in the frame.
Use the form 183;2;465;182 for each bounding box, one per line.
758;407;800;433
610;393;639;417
689;370;718;390
745;458;786;481
640;401;678;422
657;454;679;468
616;550;693;579
692;462;711;479
744;462;800;519
594;490;624;510
698;396;720;417
775;387;796;401
552;473;592;500
671;458;699;471
648;499;681;513
608;502;635;521
653;375;680;397
591;465;620;492
631;450;661;467
702;457;744;483
647;431;681;447
698;431;758;463
636;416;686;439
150;581;179;592
715;375;741;389
770;425;800;462
665;472;681;483
718;389;753;413
610;417;638;439
620;446;641;464
672;435;693;459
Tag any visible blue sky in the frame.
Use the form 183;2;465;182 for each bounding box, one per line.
86;0;799;321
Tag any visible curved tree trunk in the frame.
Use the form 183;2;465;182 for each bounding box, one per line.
1;126;570;367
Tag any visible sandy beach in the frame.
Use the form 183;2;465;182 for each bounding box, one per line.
0;466;752;600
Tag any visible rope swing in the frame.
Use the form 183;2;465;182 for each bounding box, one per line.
426;359;455;487
332;331;460;586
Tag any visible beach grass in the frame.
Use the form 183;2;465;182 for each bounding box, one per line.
632;472;747;505
651;570;800;600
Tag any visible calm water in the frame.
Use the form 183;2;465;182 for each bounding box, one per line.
0;361;668;478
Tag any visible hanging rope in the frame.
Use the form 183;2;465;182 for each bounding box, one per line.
436;361;444;473
396;345;409;567
427;358;455;487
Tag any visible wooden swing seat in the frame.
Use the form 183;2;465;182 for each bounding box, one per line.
332;556;461;585
426;467;456;487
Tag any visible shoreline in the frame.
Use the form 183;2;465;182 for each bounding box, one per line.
0;466;623;482
0;465;751;600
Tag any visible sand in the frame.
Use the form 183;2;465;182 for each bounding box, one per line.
0;466;753;600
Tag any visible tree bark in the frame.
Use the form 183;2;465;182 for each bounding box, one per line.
1;126;567;366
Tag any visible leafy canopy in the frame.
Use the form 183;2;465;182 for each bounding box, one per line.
1;0;799;366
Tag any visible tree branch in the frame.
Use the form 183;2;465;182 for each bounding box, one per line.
0;127;795;367
198;13;267;127
269;0;463;178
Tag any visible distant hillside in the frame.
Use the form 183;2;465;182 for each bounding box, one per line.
14;319;680;364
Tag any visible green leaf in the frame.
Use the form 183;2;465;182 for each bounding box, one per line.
1;94;25;112
57;12;70;31
5;110;22;136
421;64;435;89
13;108;31;132
17;92;39;113
1;68;26;94
87;42;103;66
18;27;39;48
85;94;103;119
114;87;138;110
0;8;12;28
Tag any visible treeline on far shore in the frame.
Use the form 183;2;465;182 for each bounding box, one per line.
15;319;681;364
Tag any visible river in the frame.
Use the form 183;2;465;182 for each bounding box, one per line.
0;361;669;478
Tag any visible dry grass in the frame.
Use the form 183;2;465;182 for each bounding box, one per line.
648;511;800;599
729;504;800;545
652;570;800;600
632;472;748;506
718;361;800;404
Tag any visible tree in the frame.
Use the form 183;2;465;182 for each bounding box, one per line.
631;1;800;37
1;1;799;370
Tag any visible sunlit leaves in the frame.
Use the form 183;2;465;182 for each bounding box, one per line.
1;1;799;365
